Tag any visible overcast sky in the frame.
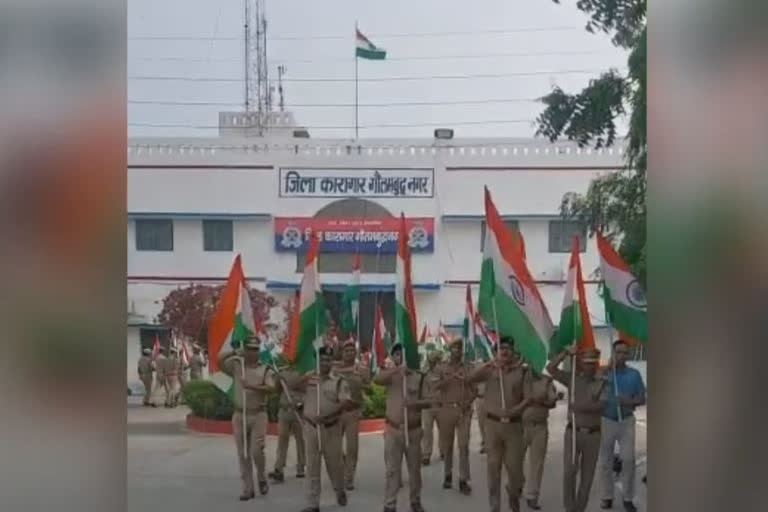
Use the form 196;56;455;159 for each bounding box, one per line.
128;0;628;139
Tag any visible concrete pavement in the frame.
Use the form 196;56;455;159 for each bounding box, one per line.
128;397;646;512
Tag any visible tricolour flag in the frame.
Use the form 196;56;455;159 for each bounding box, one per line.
419;324;428;344
473;312;495;362
152;334;160;359
478;187;554;373
597;232;647;344
370;303;387;375
463;284;477;363
355;29;386;60
340;253;361;335
552;236;596;355
282;292;300;363
208;255;257;392
395;213;420;370
295;235;328;374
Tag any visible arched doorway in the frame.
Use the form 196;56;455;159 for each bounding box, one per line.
296;198;395;349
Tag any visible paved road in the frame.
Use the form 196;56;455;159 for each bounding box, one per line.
128;397;646;512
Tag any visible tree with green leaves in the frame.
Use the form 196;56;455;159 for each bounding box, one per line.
536;0;646;287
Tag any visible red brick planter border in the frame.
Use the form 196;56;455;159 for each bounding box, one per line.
186;414;385;436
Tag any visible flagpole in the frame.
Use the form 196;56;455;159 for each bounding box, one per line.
240;355;248;458
354;20;359;140
315;303;322;451
570;352;577;466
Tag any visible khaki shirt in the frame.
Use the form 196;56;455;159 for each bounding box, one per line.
137;355;153;377
333;362;370;406
277;367;304;407
522;373;557;423
302;373;351;423
422;365;440;407
154;355;167;379
471;363;529;419
219;351;276;412
375;368;425;427
435;360;475;407
552;370;607;429
164;356;180;379
189;354;206;379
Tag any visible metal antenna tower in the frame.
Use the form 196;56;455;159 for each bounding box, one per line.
277;64;287;112
244;0;270;133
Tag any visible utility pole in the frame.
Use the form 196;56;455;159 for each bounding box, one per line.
277;65;287;112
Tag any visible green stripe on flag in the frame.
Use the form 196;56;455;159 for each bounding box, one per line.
356;47;386;60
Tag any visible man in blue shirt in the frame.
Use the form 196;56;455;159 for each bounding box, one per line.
598;340;646;512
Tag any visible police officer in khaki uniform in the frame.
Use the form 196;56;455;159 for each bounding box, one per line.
468;336;530;512
374;342;430;512
189;345;207;381
177;348;189;404
269;364;306;482
164;347;181;407
153;347;167;406
435;338;475;495
300;346;352;512
520;366;557;510
219;336;278;500
546;346;607;512
137;348;154;406
333;338;371;490
421;350;443;465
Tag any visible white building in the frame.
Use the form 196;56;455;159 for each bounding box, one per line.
127;112;635;391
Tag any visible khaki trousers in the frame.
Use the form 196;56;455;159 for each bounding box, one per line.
303;421;344;508
232;410;268;495
384;425;423;508
165;377;180;406
476;398;487;449
438;406;471;480
340;409;361;486
140;375;153;405
522;422;549;500
274;408;306;473
485;419;524;512
420;408;440;460
563;427;601;512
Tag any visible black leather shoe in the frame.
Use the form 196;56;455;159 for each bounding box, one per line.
601;499;613;509
442;474;452;489
458;480;472;495
411;502;425;512
301;508;320;512
526;498;541;510
337;491;348;506
268;470;284;483
623;501;637;512
479;447;486;454
509;496;520;512
258;481;269;496
345;482;355;491
421;458;430;466
296;470;305;478
239;492;255;501
383;507;396;512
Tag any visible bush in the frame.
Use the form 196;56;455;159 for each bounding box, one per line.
183;380;234;420
267;393;280;423
362;383;387;419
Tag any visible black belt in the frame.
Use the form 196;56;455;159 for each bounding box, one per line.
385;417;422;431
305;417;339;429
486;413;521;424
566;424;600;434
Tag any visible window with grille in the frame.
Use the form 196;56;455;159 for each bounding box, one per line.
203;219;233;252
548;220;586;253
135;219;173;251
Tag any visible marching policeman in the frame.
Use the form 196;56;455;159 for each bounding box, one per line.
189;344;206;381
153;347;167;407
468;336;530;512
546;346;608;512
333;338;371;490
374;342;430;512
434;338;475;495
269;363;306;482
137;348;154;406
420;350;443;465
520;365;557;510
218;336;278;500
300;346;352;512
165;347;181;407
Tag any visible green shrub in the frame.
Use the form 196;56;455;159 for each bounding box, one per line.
267;393;280;423
362;383;387;419
183;380;233;420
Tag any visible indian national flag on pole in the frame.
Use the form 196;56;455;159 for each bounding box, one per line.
473;312;495;362
478;187;554;373
295;235;328;374
552;236;596;355
356;29;386;60
463;284;477;363
395;213;420;370
208;254;256;392
597;232;648;344
340;253;361;335
370;303;387;375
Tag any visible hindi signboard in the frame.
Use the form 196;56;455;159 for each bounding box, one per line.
274;217;434;254
279;168;434;198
